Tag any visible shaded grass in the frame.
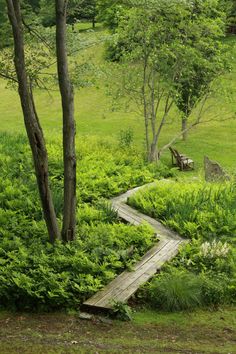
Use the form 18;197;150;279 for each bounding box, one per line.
0;308;235;353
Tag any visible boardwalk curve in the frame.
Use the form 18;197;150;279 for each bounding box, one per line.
82;182;186;312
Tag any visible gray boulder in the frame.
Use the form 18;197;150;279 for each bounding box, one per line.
204;156;230;182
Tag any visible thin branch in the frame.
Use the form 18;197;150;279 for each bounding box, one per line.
159;114;235;156
0;72;18;83
22;19;53;50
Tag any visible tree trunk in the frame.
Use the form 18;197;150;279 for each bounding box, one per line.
92;18;95;29
148;142;159;162
182;116;188;141
6;0;60;243
55;0;76;242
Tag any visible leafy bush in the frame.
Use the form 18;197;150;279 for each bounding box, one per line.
171;239;236;276
200;273;230;307
0;223;154;311
118;128;134;148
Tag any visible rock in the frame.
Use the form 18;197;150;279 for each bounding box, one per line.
78;312;94;320
204;156;230;182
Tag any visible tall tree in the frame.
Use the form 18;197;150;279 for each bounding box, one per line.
6;0;60;242
56;0;76;242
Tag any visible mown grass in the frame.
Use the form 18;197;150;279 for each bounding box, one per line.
0;308;235;353
0;28;236;170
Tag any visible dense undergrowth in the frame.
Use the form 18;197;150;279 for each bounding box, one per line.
128;181;236;310
128;181;236;243
0;133;175;311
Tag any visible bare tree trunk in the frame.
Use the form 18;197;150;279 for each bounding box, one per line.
92;17;95;29
6;0;60;243
55;0;76;242
142;57;150;161
182;116;188;141
149;143;159;162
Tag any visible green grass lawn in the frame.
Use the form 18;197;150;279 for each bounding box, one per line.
0;29;236;171
0;308;235;353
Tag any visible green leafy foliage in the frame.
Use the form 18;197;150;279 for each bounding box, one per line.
144;268;234;311
0;133;174;310
112;300;133;321
129;180;236;309
128;180;236;242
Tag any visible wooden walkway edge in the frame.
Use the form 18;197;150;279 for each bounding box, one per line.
82;182;186;312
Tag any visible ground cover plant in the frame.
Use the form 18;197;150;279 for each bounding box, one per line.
128;181;236;242
128;180;236;310
0;133;175;311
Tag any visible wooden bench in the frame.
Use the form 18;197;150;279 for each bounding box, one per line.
169;147;194;171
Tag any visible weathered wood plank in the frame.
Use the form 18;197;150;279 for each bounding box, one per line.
95;241;182;308
93;241;177;307
113;202;181;241
83;239;169;306
116;242;183;303
82;182;187;312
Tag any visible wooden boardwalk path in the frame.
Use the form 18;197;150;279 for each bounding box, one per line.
82;182;186;312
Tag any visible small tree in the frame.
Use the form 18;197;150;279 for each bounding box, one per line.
109;0;229;161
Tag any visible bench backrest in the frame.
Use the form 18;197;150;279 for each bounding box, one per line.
169;147;183;164
173;149;182;161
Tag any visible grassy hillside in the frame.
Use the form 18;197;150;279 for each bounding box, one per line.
0;27;236;170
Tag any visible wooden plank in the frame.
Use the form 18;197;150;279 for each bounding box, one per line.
83;239;169;306
94;241;176;307
114;202;181;241
95;240;182;308
82;182;187;312
116;242;183;303
85;240;183;309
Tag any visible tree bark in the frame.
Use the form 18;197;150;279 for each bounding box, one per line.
182;116;188;141
148;143;159;162
55;0;76;242
6;0;60;243
92;17;95;29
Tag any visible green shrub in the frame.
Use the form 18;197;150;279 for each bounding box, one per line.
145;269;234;311
118;128;134;148
200;273;231;307
171;239;236;276
147;270;203;311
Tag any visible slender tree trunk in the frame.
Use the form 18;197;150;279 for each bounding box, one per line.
148;142;159;162
92;17;95;29
182;116;188;141
6;0;60;243
142;57;150;161
55;0;76;242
